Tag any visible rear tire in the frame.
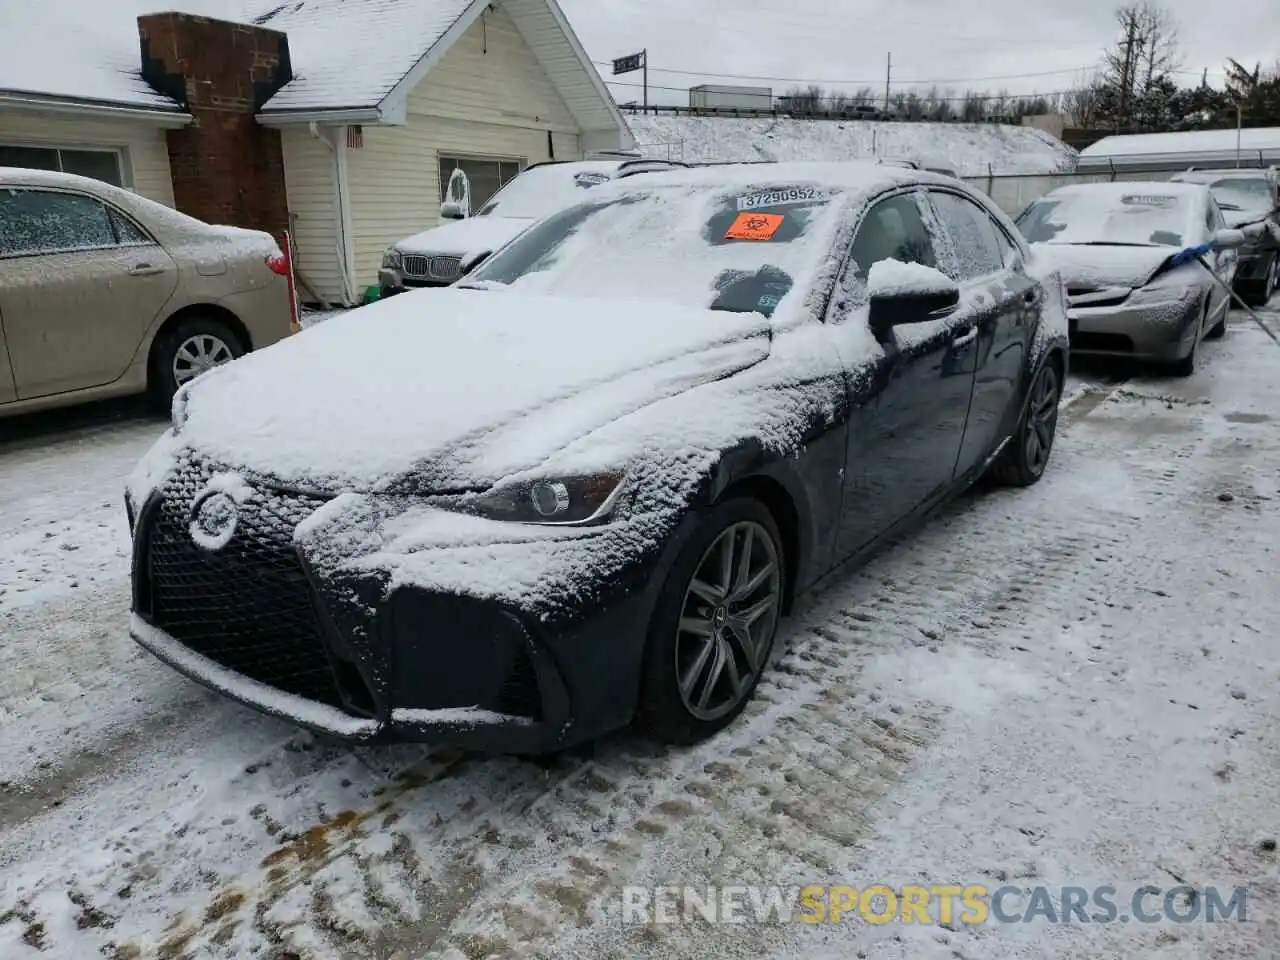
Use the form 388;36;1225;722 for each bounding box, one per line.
636;497;786;746
989;360;1061;487
150;314;244;408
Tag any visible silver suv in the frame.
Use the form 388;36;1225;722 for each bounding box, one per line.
378;158;687;297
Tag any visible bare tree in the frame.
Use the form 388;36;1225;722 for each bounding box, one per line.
1099;2;1182;127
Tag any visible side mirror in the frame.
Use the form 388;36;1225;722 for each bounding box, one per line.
440;201;466;220
1213;228;1246;249
1241;222;1268;240
866;259;960;334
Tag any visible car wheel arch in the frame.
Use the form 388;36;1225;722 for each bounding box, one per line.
144;303;252;384
705;446;811;615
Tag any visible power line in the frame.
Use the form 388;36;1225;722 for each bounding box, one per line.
605;80;1081;104
593;61;1231;89
593;60;1101;86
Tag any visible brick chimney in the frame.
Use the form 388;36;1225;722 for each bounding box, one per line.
138;13;293;239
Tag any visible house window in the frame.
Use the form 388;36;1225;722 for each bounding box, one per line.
0;145;125;187
438;155;523;211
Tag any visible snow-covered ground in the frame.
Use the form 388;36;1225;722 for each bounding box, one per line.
3;305;1280;958
626;115;1078;176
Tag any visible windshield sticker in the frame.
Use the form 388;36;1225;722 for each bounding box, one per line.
725;212;785;241
574;172;612;188
736;187;823;210
1120;195;1177;207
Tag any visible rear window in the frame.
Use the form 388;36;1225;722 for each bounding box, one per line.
464;182;844;318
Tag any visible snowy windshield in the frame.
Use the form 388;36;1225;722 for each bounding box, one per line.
463;183;844;317
473;163;621;219
1207;178;1274;215
1016;190;1192;247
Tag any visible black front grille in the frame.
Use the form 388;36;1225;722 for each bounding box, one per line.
145;459;343;708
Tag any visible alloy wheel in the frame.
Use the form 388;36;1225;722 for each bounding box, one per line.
675;520;782;722
173;334;234;386
1023;365;1060;476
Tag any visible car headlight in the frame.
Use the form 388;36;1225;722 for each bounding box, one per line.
1127;283;1197;306
381;248;403;270
445;472;627;525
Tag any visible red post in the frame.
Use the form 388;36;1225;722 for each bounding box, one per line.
282;231;300;333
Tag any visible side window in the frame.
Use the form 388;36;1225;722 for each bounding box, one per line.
107;206;152;245
929;192;1005;281
0;188;115;257
849;192;938;281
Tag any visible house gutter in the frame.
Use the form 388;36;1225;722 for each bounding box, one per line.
309;121;360;306
0;91;192;127
260;107;382;127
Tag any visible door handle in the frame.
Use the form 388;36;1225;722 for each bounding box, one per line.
951;326;978;348
129;263;164;276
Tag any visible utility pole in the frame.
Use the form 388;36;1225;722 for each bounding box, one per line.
884;52;891;113
643;48;648;109
1235;100;1243;167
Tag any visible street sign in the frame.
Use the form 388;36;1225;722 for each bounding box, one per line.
612;52;644;75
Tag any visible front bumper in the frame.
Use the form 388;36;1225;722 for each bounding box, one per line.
1067;294;1201;361
378;265;457;297
128;459;669;753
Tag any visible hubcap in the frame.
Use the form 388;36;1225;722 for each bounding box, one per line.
173;334;234;386
1023;366;1060;475
675;520;782;722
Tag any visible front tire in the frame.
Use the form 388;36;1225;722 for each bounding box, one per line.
989;360;1061;487
150;314;244;406
637;498;786;745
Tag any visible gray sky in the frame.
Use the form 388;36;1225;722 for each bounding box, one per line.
557;0;1279;106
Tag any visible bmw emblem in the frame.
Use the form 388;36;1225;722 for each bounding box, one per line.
189;489;241;550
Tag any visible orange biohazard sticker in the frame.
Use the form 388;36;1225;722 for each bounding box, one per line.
725;211;784;241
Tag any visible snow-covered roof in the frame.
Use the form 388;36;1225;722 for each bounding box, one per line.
1078;126;1280;172
625;115;1078;177
252;0;627;136
0;0;628;140
0;0;232;115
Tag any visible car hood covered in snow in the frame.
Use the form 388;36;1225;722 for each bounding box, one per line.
393;216;532;259
173;288;773;492
1029;242;1176;289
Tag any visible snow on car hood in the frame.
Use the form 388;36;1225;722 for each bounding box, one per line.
174;288;773;491
1028;243;1173;289
394;216;532;259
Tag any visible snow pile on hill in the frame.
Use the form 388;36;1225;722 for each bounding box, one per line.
625;115;1077;176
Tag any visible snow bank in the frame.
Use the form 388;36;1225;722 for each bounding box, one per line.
626;115;1077;176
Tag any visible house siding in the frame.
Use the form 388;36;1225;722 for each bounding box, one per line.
281;127;344;305
0;111;175;205
344;7;581;295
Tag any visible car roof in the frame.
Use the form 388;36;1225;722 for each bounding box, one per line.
0;166;118;193
1035;180;1209;202
1170;168;1277;183
582;159;955;197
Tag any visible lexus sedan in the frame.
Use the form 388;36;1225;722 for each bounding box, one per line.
0;167;296;417
1015;181;1244;376
126;161;1068;754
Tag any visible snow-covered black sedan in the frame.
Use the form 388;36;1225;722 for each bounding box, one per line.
125;162;1068;754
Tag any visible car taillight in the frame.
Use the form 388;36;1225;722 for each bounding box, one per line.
265;251;289;275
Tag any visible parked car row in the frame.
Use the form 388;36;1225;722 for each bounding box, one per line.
8;151;1269;757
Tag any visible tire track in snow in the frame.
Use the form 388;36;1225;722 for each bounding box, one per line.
222;385;1157;958
0;379;1127;958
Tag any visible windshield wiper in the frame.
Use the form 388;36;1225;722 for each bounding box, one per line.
1051;240;1161;247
